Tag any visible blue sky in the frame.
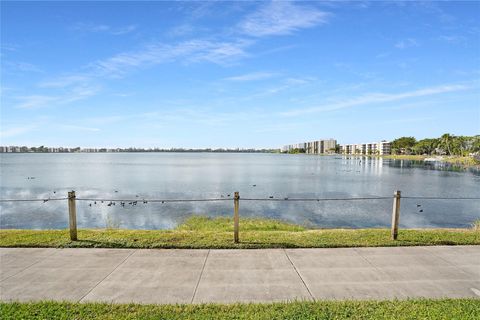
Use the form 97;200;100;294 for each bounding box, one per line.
1;1;479;148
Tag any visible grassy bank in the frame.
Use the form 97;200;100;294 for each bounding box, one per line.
1;217;478;249
2;299;480;320
381;154;480;167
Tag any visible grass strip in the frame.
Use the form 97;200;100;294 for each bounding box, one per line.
1;217;478;249
1;299;480;320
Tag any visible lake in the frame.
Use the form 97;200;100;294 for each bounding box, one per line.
1;153;479;230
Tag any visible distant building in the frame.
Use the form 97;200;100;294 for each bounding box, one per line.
281;142;306;153
340;140;391;155
283;139;337;154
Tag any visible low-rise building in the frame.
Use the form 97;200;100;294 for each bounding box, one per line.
340;140;391;155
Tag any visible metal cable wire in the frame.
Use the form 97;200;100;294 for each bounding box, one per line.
0;198;69;202
1;196;479;202
241;197;392;201
402;196;480;200
76;198;231;203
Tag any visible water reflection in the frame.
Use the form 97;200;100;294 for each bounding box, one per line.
1;153;479;229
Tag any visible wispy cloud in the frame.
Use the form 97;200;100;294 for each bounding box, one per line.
284;77;316;85
167;24;197;37
86;108;257;128
39;75;90;88
0;125;36;139
60;125;100;132
224;72;277;81
281;84;472;116
2;61;43;73
73;23;137;35
91;39;252;77
62;85;100;103
15;95;59;109
15;85;99;109
1;43;19;53
395;38;419;49
437;35;466;44
239;1;330;37
375;52;390;59
21;37;250;108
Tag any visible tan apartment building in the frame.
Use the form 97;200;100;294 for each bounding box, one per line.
305;139;337;154
283;139;337;154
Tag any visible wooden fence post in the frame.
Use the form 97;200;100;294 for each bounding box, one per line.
391;190;401;240
68;191;77;241
234;191;240;243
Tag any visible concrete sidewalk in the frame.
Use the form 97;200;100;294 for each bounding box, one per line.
1;246;479;304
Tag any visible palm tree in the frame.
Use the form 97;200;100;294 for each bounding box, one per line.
440;133;453;155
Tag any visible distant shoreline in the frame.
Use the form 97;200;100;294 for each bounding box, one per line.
0;150;279;154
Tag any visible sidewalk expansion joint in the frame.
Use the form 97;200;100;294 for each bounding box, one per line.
78;249;137;302
191;249;210;303
353;248;386;273
283;249;314;301
426;247;472;271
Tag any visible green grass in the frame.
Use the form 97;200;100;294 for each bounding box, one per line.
1;299;480;320
1;216;478;249
176;216;305;232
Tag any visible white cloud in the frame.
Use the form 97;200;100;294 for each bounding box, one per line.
284;77;316;85
191;39;251;64
62;85;100;103
39;75;90;88
395;38;419;49
15;95;59;109
225;72;277;81
11;3;324;110
17;36;251;110
73;23;137;35
60;125;100;132
375;52;390;59
438;35;466;44
91;39;252;77
239;1;329;37
1;43;18;52
110;25;137;35
167;24;196;37
3;61;43;73
0;126;36;139
281;84;472;116
15;85;99;109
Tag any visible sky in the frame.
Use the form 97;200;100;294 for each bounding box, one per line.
1;1;479;148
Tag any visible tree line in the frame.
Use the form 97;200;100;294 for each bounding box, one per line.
391;134;480;156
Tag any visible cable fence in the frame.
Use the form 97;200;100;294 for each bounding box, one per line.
2;195;479;203
1;190;479;242
0;198;68;202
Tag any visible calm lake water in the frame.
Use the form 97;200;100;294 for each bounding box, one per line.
1;153;479;229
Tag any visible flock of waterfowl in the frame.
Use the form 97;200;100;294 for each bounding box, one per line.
35;179;426;213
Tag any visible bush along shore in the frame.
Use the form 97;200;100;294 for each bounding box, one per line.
381;154;480;167
1;216;479;249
